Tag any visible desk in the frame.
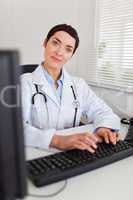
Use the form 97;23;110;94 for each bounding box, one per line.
24;124;133;200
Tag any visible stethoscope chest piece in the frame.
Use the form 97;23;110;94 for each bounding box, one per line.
72;99;80;108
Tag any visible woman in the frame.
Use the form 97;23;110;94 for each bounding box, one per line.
21;24;120;153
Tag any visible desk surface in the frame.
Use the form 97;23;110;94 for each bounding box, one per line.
24;124;133;200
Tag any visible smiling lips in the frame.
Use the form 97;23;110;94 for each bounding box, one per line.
51;56;62;62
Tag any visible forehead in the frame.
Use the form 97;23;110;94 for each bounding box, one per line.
50;31;76;48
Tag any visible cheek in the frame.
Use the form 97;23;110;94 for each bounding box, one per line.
45;44;54;57
64;54;72;63
44;48;48;57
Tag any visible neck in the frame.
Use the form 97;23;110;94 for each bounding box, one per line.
43;62;61;81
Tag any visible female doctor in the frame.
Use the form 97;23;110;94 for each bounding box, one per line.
21;24;120;153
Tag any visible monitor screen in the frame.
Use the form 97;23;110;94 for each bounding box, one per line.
0;50;27;200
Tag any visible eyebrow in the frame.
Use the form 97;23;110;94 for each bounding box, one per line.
52;37;74;49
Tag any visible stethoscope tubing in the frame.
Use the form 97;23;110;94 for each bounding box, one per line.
31;84;79;127
32;84;47;104
70;86;78;127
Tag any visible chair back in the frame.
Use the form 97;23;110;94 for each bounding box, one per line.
20;64;38;74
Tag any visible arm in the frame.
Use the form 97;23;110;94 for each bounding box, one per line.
81;79;121;143
81;79;120;130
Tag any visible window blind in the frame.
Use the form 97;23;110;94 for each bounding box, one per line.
88;0;133;92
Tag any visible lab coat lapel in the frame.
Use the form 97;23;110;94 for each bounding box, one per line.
61;70;74;104
56;70;74;129
32;65;60;108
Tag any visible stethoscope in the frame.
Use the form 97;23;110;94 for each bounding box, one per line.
121;118;133;125
31;84;80;127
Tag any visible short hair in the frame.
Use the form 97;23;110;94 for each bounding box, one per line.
45;24;79;54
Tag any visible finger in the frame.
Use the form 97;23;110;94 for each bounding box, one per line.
109;131;120;144
116;133;120;141
73;144;85;150
95;130;109;143
82;133;98;143
85;138;97;149
79;135;97;149
88;133;98;143
103;132;109;143
86;146;96;153
95;134;103;143
77;141;95;153
108;131;117;145
74;141;96;153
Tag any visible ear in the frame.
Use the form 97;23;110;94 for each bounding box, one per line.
43;39;47;48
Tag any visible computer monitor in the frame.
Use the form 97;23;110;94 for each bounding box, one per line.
0;50;27;200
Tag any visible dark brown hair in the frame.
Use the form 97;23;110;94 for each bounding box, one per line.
45;24;79;54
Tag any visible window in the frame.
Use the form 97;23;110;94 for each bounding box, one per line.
88;0;133;92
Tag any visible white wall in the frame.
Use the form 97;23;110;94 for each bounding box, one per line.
0;0;96;76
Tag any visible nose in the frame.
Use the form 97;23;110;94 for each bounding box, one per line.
55;46;64;56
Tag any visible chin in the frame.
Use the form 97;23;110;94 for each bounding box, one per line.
50;63;63;70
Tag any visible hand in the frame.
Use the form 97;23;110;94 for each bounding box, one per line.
50;133;98;153
95;128;120;145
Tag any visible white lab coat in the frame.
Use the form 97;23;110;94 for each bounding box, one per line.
21;64;120;149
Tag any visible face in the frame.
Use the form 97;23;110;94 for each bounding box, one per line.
43;31;76;71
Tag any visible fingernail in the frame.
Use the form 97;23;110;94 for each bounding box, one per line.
93;144;97;149
89;149;95;153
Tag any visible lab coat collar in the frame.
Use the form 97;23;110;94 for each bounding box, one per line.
32;64;74;107
32;64;47;85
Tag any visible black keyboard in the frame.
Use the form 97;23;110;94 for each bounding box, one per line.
26;140;133;187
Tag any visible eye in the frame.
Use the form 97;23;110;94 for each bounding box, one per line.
66;47;73;53
52;40;59;46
